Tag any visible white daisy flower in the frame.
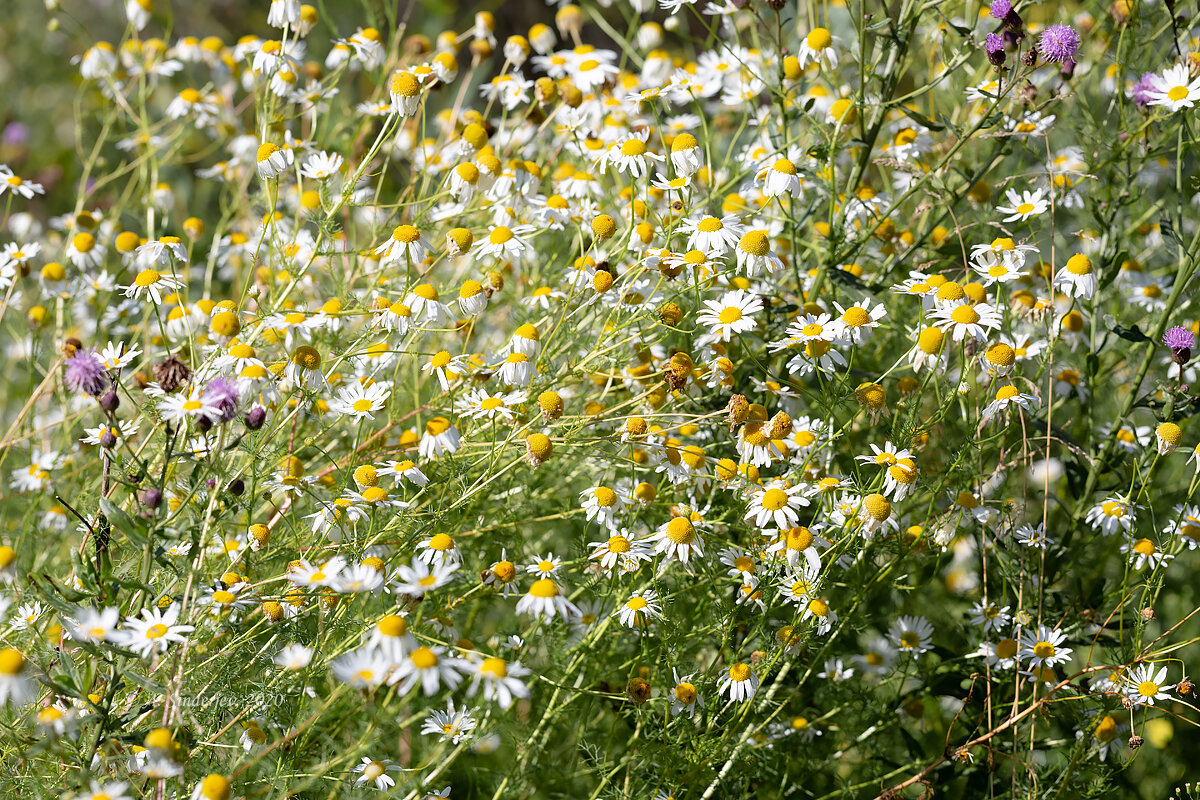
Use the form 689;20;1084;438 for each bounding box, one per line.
696;289;763;342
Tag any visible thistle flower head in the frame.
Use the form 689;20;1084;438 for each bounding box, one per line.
64;349;108;396
1038;24;1080;64
1164;326;1194;364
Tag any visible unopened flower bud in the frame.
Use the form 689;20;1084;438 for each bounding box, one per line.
245;406;267;430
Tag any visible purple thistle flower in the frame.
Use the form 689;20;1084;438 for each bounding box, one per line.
2;122;29;147
1130;72;1157;109
1038;24;1080;64
989;0;1023;33
64;349;109;397
202;377;242;422
1164;326;1194;365
985;33;1006;67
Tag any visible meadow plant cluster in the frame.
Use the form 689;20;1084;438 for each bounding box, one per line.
2;0;1200;797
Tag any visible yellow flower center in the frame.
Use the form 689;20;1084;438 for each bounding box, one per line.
354;487;385;505
390;71;419;97
917;327;944;354
950;305;979;325
786;527;814;550
739;230;770;256
134;269;161;287
392;224;420;243
841;307;870;327
620;139;647;156
864;493;891;520
480;657;508;677
409;647;438;669
529;578;559;598
807;27;832;49
0;649;25;676
772;158;797;176
1065;254;1092;276
760;487;789;511
665;517;695;544
291;345;321;369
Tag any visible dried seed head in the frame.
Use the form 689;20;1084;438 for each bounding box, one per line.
727;394;750;430
153;356;192;393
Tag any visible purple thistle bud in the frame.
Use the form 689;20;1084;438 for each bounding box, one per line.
99;390;120;412
244;405;267;431
65;349;109;397
202;377;241;423
988;0;1011;19
141;488;163;508
1164;326;1194;365
985;33;1006;67
1038;24;1080;64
